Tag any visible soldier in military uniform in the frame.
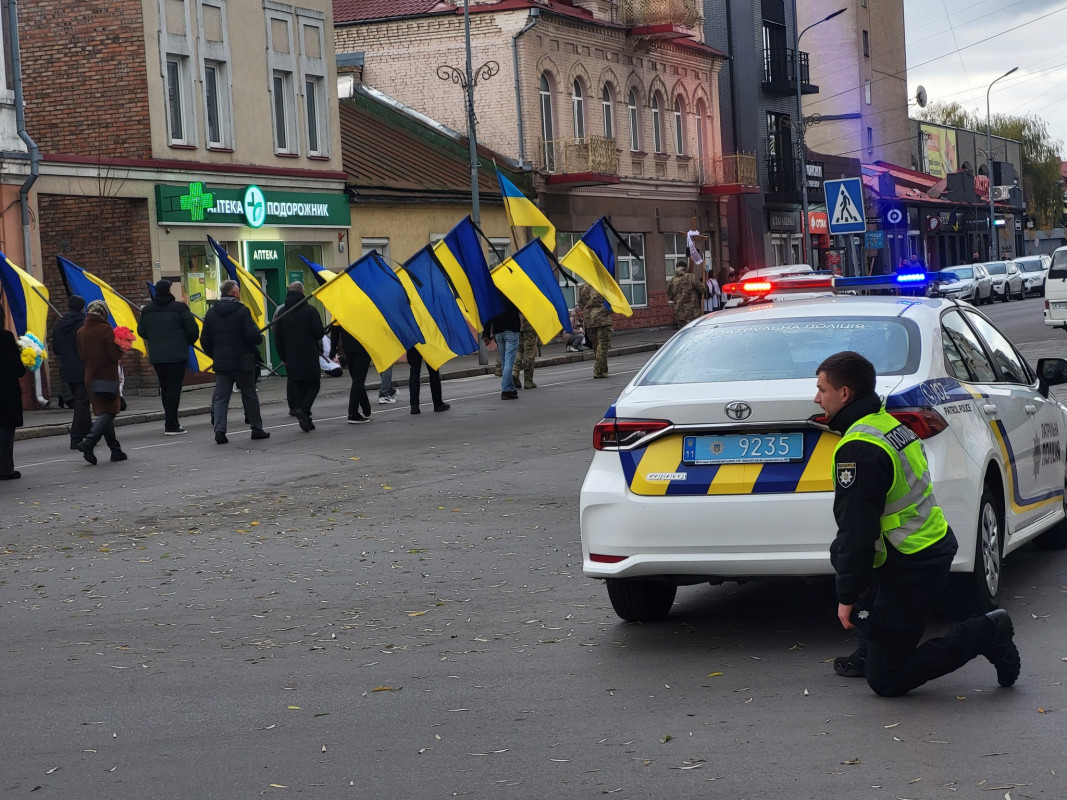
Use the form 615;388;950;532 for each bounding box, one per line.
516;313;538;389
667;261;706;328
578;282;613;379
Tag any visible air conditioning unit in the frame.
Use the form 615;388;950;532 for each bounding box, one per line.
992;186;1012;201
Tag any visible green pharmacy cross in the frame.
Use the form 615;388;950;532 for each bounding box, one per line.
179;182;216;221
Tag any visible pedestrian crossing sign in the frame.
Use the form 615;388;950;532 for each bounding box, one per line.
824;177;866;235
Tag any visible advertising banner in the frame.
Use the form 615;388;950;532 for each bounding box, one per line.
922;124;958;179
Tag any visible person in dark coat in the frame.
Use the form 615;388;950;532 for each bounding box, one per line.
0;329;26;479
75;300;127;465
138;279;198;435
50;295;91;449
200;279;268;444
273;281;325;432
339;329;372;424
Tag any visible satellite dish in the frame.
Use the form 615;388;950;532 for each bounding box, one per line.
916;85;928;108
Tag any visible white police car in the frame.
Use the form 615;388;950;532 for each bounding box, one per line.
581;289;1067;621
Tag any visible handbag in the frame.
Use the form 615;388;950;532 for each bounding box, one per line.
91;378;119;397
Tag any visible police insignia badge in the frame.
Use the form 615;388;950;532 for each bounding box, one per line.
837;462;857;488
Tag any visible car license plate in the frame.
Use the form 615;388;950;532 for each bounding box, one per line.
1052;302;1067;310
682;433;804;465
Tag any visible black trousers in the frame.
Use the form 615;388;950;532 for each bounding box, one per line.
153;361;186;429
68;381;91;442
287;377;320;416
851;553;994;697
347;346;372;418
407;347;442;409
0;425;15;475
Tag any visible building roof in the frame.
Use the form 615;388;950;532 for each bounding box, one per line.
340;86;526;203
334;0;446;24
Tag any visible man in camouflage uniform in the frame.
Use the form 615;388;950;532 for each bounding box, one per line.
516;313;538;389
578;282;613;379
667;261;706;328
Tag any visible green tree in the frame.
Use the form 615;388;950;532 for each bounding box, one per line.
916;101;1064;228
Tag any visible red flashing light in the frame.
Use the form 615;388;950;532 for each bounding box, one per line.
723;276;835;297
589;553;628;564
593;418;672;450
890;409;949;439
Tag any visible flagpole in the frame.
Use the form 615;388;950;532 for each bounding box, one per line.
29;284;63;318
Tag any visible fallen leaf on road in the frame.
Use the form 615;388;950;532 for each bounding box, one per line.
707;672;724;678
371;686;398;692
287;706;301;710
841;758;860;765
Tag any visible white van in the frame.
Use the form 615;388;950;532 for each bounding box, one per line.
1042;246;1067;328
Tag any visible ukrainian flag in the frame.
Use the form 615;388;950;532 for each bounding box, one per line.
497;172;556;252
207;236;268;330
491;239;572;344
560;219;632;316
0;252;50;339
300;255;337;286
311;251;424;373
56;255;146;355
145;279;212;372
400;246;479;370
431;216;503;331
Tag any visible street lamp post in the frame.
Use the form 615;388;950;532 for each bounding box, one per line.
793;5;846;267
986;66;1017;260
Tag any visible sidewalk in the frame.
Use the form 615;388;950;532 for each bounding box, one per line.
16;327;674;440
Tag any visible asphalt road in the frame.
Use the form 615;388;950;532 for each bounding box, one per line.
2;307;1065;799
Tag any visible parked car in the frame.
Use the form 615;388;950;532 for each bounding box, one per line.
1043;246;1067;328
1013;254;1051;296
981;260;1025;301
934;264;993;304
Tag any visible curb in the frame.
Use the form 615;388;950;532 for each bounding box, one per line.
15;341;662;441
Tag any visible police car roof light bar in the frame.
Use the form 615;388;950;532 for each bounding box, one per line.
723;272;931;297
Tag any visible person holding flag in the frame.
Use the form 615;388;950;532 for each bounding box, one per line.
578;282;613;379
138;280;198;435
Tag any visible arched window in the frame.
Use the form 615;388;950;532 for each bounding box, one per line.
673;98;685;155
602;85;614;140
695;100;706;163
572;80;586;141
651;93;663;153
539;73;555;170
627;89;639;152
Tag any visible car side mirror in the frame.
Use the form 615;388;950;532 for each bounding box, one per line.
1036;358;1067;397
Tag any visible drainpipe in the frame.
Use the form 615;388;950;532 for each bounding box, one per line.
512;9;539;168
8;0;46;407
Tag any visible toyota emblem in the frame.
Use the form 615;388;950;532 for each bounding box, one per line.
724;401;752;420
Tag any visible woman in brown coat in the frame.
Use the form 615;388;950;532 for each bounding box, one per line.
75;300;127;465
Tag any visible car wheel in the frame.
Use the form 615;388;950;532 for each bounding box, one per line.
953;485;1002;613
1034;476;1067;551
605;578;677;622
1016;286;1025;301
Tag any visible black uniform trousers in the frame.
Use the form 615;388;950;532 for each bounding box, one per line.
406;347;443;410
67;381;91;444
851;547;995;697
346;345;372;419
286;377;320;418
153;361;187;430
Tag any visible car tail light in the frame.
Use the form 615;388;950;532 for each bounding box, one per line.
593;418;671;450
890;408;949;439
589;553;627;564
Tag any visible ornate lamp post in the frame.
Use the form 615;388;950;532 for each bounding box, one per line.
986;66;1017;259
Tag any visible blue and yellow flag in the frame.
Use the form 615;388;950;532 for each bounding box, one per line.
56;255;146;355
145;280;212;372
491;239;571;344
497;172;556;252
208;236;268;330
0;252;49;339
311;251;424;373
431;216;503;331
560;219;632;317
300;255;337;286
400;246;479;370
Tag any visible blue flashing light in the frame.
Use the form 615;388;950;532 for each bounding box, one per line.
895;272;927;283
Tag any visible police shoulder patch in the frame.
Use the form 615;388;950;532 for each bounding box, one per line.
837;462;857;488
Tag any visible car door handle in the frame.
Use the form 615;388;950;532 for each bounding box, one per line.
982;403;998;416
1024;404;1037;416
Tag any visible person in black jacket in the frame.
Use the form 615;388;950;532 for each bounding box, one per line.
273;282;325;432
200;279;269;444
138;280;198;435
50;295;91;449
0;329;26;479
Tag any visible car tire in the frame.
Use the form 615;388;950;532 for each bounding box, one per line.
953;485;1002;614
606;578;677;622
1015;287;1025;301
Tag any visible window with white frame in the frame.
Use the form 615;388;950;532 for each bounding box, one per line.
616;232;647;307
651;93;663;153
486;238;511;267
272;70;296;152
198;0;233;149
159;0;197;147
627;89;640;151
265;3;298;155
0;3;11;99
361;237;390;262
695;100;706;163
305;76;325;154
166;56;192;144
556;232;581;309
572;80;586;141
673;98;684;155
864;79;872;105
602;85;614;140
297;8;329;157
663;233;687;279
867;126;874;155
539;73;555;170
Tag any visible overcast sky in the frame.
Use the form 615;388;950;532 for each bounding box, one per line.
903;0;1067;155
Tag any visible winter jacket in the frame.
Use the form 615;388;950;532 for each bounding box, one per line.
482;297;521;339
200;296;263;373
77;315;125;416
138;293;198;364
0;330;26;428
51;310;86;384
273;290;326;381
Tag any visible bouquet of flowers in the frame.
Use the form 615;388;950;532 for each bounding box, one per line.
16;333;47;371
114;326;137;352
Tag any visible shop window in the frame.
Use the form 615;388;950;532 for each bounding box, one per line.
180;241;227;318
285;243;326;319
616;232;647;307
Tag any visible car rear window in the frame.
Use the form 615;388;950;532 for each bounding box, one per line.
984;262;1007;275
1015;261;1041;272
940;267;972;280
1049;250;1067;278
639;318;918;384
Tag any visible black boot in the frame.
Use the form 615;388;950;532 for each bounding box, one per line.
77;435;99;466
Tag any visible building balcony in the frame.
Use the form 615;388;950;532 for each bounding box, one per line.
540;136;621;186
700;153;760;195
763;48;819;95
622;0;700;39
